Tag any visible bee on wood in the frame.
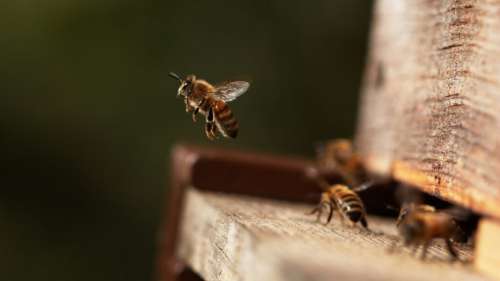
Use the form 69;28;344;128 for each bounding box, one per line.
315;139;368;187
394;203;463;260
169;72;249;140
306;138;376;228
396;203;436;227
308;176;373;228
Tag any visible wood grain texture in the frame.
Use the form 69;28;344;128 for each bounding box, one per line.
475;218;500;281
355;0;500;217
177;189;487;281
156;145;320;281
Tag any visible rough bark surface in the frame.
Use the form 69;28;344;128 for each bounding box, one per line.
177;189;484;281
356;0;500;217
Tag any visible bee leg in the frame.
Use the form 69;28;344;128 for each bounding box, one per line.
309;192;331;224
420;241;431;260
204;123;215;140
360;216;369;229
210;121;218;139
209;128;217;140
204;107;215;140
206;106;214;122
192;99;205;122
325;203;335;225
308;206;320;221
308;207;321;222
445;239;459;261
308;206;320;216
185;98;192;112
308;202;325;223
192;108;198;122
206;107;218;140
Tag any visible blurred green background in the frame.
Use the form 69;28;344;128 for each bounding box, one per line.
0;1;373;280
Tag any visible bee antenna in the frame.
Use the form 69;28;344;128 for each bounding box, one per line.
352;180;376;193
168;72;182;82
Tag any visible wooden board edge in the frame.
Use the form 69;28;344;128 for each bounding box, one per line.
475;218;500;281
360;154;500;218
392;161;500;219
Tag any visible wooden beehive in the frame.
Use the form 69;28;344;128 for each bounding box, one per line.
355;1;500;278
158;1;500;280
157;146;486;281
356;0;500;219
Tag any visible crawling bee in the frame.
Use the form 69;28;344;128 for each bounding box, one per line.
315;139;368;187
308;176;373;228
306;139;376;228
396;203;436;227
395;204;463;260
169;72;249;140
309;184;369;228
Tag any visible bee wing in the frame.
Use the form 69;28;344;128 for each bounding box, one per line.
214;81;250;102
351;180;376;193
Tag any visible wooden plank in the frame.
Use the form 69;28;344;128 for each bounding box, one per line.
177;189;488;281
157;145;397;281
355;0;500;218
475;218;500;281
156;145;322;281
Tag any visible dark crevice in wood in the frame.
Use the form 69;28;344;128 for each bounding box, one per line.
393;184;480;243
177;267;204;281
438;43;465;51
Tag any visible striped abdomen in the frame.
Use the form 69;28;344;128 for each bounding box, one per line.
330;185;367;227
211;99;238;138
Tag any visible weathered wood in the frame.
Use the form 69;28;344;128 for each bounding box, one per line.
156;145;321;281
177;189;487;281
475;218;500;281
356;0;500;218
157;145;400;281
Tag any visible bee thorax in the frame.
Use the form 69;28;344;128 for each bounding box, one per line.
189;98;208;114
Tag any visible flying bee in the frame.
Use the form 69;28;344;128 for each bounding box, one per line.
169;72;249;140
393;204;463;261
308;174;373;228
315;139;368;187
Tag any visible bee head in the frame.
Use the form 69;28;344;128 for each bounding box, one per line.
400;217;424;244
326;139;354;165
169;72;195;98
396;202;414;227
